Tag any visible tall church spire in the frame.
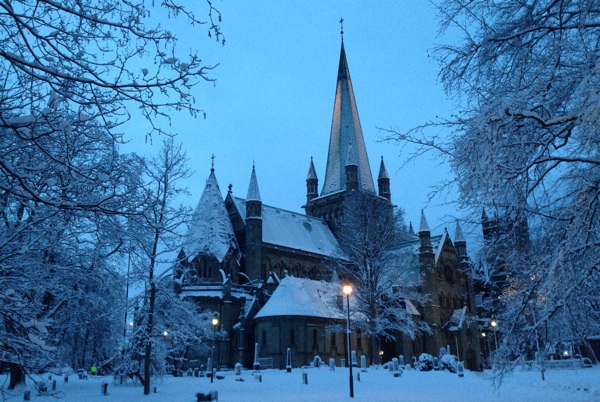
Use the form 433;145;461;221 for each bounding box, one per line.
321;41;375;196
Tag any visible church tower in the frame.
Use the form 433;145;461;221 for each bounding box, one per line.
304;39;392;232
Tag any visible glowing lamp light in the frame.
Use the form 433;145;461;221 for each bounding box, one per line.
342;285;353;296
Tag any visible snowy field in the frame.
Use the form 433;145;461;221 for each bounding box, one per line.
2;365;599;402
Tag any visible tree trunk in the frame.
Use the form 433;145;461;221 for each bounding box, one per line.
8;363;25;390
143;281;157;395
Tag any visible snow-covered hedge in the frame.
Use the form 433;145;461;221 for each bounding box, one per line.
417;353;434;371
439;353;457;373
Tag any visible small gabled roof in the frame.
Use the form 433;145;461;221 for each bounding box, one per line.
184;169;239;263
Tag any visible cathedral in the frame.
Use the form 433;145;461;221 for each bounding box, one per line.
173;38;482;371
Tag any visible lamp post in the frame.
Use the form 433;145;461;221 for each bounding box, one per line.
342;285;354;398
490;320;498;350
211;317;219;383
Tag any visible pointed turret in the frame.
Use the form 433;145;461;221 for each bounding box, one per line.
454;221;467;260
418;210;434;266
344;144;359;191
321;42;375;196
245;165;264;281
377;156;391;201
247;165;261;202
306;157;319;203
419;209;430;234
186;169;239;263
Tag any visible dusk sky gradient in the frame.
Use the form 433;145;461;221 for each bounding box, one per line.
122;1;474;247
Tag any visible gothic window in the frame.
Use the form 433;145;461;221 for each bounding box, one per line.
312;329;318;351
262;330;267;347
444;265;455;283
356;329;362;347
290;328;295;346
330;332;336;347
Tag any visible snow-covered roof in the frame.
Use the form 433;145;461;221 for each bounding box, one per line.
255;276;348;320
246;165;261;201
321;43;375;196
419;210;430;233
232;197;346;259
404;299;421;316
445;306;468;331
184;170;239;263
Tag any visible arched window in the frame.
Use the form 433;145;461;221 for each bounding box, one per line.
330;332;336;347
356;329;362;347
312;329;318;351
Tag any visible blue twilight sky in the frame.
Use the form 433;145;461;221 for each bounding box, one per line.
123;1;476;244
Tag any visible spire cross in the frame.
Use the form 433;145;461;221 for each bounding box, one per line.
211;153;215;171
339;17;344;42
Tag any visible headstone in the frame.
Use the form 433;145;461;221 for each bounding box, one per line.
392;358;399;371
253;343;260;371
351;351;357;366
357;371;361;382
235;363;242;376
286;348;292;373
433;357;440;370
101;383;108;396
411;356;417;369
313;355;321;367
399;355;404;366
153;386;157;393
24;389;31;401
64;375;68;383
341;358;346;368
302;371;308;385
196;391;218;401
361;355;367;371
388;362;394;372
457;362;464;377
329;358;335;371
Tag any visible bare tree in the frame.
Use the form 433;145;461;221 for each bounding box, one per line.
336;192;428;364
383;0;600;374
125;139;192;394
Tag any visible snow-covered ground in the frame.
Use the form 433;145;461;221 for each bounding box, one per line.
2;365;598;401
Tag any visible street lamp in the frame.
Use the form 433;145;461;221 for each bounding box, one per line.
342;285;354;398
211;316;219;383
490;320;498;350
